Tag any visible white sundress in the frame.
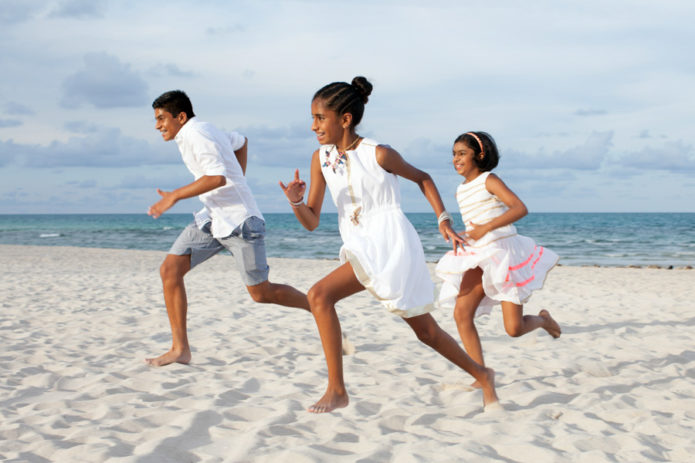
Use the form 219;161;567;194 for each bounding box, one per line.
320;138;434;318
435;172;558;316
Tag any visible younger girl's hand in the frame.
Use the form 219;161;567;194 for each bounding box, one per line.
465;221;488;241
439;221;467;253
278;169;306;202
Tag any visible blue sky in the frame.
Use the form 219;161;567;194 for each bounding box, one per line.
1;0;694;215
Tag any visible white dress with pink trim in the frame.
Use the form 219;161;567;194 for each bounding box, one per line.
320;138;434;318
435;172;558;316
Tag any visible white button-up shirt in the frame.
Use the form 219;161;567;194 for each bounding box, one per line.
174;117;263;238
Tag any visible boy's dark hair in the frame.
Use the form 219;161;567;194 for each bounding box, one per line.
313;76;373;128
455;131;499;172
152;90;195;119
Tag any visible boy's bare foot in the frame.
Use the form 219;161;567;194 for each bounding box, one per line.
308;390;349;413
539;309;561;338
478;368;499;409
145;348;191;367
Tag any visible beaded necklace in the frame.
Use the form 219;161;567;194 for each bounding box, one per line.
323;136;361;173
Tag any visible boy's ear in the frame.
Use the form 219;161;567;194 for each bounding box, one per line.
177;112;189;124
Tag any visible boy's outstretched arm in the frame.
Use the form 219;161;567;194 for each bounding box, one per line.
148;175;226;218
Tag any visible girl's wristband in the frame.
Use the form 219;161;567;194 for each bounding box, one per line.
437;211;452;225
289;197;304;207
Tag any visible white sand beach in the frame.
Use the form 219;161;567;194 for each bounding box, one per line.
1;244;694;462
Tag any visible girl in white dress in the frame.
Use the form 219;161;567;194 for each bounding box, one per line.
435;131;561;385
280;77;498;413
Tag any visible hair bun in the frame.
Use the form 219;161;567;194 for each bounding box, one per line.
351;76;373;104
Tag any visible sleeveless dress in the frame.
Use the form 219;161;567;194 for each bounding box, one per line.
435;172;558;316
320;138;434;318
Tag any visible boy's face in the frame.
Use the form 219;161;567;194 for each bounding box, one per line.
154;108;186;141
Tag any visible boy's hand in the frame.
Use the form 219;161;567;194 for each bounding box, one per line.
148;189;177;218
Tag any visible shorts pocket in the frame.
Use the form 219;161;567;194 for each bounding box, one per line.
241;216;266;241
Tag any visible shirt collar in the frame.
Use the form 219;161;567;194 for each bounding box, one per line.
174;116;196;144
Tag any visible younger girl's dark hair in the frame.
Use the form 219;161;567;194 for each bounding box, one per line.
313;76;373;128
455;131;499;172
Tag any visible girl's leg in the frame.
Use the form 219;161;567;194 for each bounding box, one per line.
403;314;499;408
501;302;561;338
453;267;486;366
306;262;364;413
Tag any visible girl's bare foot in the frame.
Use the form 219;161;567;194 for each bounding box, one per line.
539;309;561;338
145;348;191;367
478;368;499;409
308;390;349;413
470;380;482;389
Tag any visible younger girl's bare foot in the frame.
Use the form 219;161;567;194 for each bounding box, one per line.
308;390;349;413
145;348;191;367
539;310;561;338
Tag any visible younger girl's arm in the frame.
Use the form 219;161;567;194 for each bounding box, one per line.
279;149;326;231
467;173;528;240
375;145;465;251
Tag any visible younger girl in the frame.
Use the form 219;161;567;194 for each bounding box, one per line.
435;131;560;380
279;78;498;413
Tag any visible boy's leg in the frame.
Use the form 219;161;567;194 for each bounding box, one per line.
146;222;223;367
246;280;310;311
501;303;561;338
146;254;192;366
223;216;309;311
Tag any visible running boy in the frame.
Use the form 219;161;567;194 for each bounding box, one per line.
146;90;309;366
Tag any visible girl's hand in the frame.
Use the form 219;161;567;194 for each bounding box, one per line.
465;221;489;241
439;220;467;252
278;169;307;202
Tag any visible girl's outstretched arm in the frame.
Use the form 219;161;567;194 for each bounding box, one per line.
279;149;326;231
467;173;528;240
375;145;465;251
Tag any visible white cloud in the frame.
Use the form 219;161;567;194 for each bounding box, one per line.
49;0;107;19
504;132;614;171
1;126;177;168
618;140;695;172
4;101;35;116
60;53;149;109
1;1;694;213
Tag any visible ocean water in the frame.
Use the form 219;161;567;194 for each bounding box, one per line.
0;213;694;267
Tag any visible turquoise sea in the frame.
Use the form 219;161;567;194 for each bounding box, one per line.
0;213;693;267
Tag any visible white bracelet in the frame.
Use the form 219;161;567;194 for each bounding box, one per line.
437;211;452;225
289;197;304;207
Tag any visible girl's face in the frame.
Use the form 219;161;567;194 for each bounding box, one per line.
452;141;482;181
311;98;347;145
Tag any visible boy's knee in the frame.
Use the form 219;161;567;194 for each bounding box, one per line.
246;281;275;304
160;260;184;282
248;288;271;303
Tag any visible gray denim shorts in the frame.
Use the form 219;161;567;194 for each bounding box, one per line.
169;216;269;286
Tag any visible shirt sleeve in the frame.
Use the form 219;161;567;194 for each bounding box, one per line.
227;131;246;152
191;134;226;177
